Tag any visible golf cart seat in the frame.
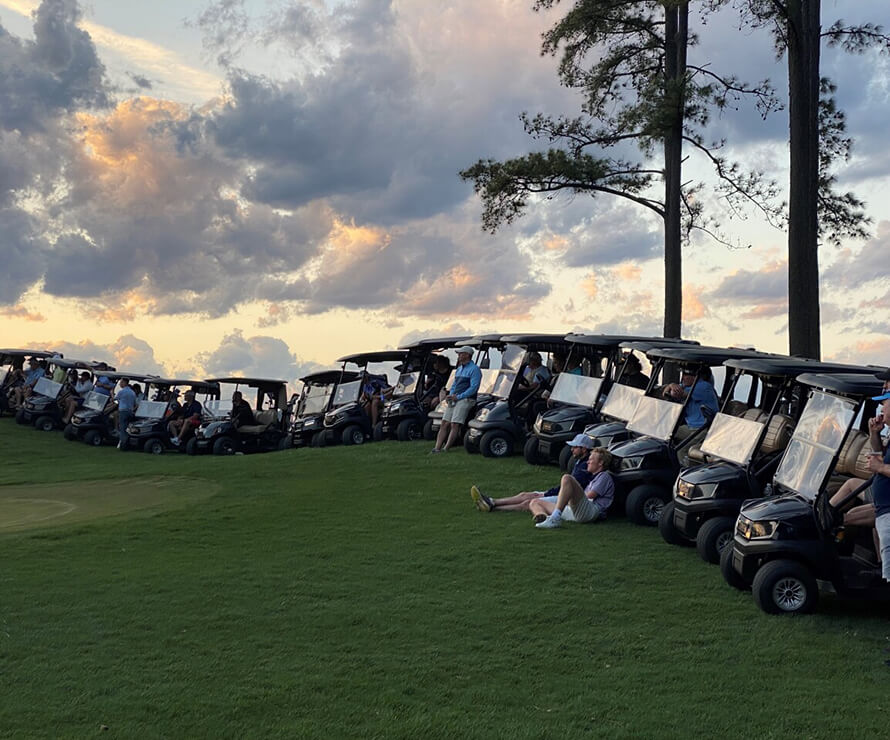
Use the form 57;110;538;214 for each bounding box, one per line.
687;444;706;463
757;413;793;455
237;409;278;435
742;408;767;423
725;400;749;417
835;431;871;479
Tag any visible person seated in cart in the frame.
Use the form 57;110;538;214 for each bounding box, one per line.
10;358;46;409
471;434;596;514
169;390;204;446
662;364;719;465
359;371;391;428
62;371;94;424
420;355;452;411
231;390;256;428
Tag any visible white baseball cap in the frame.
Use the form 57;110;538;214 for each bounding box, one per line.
566;433;595;449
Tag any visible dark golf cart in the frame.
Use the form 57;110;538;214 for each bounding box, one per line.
67;371;157;446
662;356;873;562
124;378;221;454
321;351;407;446
0;349;56;416
462;334;571;458
188;377;290;455
289;370;361;448
424;334;504;442
17;359;107;431
378;336;471;442
722;371;890;615
607;345;765;526
526;335;699;467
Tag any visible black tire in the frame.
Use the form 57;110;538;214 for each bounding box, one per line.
83;429;103;447
751;559;819;615
185;437;199;456
720;544;750;591
523;436;543;465
395;419;420;442
696;516;737;564
480;430;514;458
278;435;293;451
213;436;237;456
372;422;385;442
341;425;364;446
34;415;55;432
422;419;436;441
143;438;165;455
625;484;669;526
558;444;574;473
63;423;77;441
311;431;327;448
15;409;26;425
463;431;478;454
658;501;693;546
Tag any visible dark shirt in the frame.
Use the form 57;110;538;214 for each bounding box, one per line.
873;446;890;518
422;370;451;400
544;454;594;497
178;400;203;419
623;371;650;390
232;400;256;428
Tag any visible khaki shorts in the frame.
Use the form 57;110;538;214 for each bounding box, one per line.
442;397;475;424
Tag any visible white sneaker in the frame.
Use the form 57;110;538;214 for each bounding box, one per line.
170;437;180;446
535;515;562;529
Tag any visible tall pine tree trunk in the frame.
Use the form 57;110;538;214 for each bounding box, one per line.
786;0;821;358
662;2;688;339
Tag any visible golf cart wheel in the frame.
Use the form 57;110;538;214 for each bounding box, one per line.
185;438;199;456
14;409;26;425
341;425;365;446
480;431;514;458
752;559;818;615
63;423;77;441
396;419;421;442
34;415;55;432
373;422;384;442
523;436;544;465
213;436;237;456
278;435;293;451
310;431;327;448
625;484;668;526
422;419;436;441
658;502;692;547
83;430;103;447
696;516;737;564
143;438;165;455
558;444;574;473
720;544;750;592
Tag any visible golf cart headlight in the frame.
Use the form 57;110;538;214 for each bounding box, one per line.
475;408;490;421
303;418;316;427
619;455;645;471
128;426;140;435
533;415;543;434
750;520;778;539
676;479;695;498
390;402;402;413
435;399;447;413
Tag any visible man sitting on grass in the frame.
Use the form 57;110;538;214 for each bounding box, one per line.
529;447;615;529
470;434;596;514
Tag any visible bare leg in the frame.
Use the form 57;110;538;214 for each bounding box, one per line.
530;475;584;518
843;503;876;528
443;423;461;451
491;491;545;508
830;478;869;508
434;420;450;451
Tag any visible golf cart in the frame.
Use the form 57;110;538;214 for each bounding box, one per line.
0;349;56;416
188;377;290;455
662;356;873;562
17;359;107;431
321;351;407;446
463;334;570;458
124;378;221;454
526;335;699;467
67;371;157;446
289;370;361;448
606;345;765;526
424;334;503;442
378;336;471;442
722;372;890;615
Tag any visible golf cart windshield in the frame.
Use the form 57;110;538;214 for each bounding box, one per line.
299;384;333;417
549;374;603;408
204;399;233;419
33;377;62;400
700;413;765;466
478;368;498;394
627;396;685;441
393;372;419;397
83;391;109;411
600;383;644;422
135;400;168;420
0;367;7;386
332;379;361;407
490;344;525;399
774;391;856;500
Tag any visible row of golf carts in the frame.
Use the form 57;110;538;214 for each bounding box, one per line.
3;337;890;615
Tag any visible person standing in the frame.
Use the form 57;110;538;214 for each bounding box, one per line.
868;384;890;582
432;346;481;453
115;378;137;451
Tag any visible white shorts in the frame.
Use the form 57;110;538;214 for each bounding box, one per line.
542;495;603;523
876;512;890;581
442;397;475;424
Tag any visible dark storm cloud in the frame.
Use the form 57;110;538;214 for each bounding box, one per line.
823;222;890;290
558;205;663;268
198;330;322;382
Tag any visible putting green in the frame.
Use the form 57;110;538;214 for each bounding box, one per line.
0;477;218;533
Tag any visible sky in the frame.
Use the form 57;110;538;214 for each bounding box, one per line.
1;0;890;383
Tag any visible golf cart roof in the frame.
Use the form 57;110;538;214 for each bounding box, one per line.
206;376;288;387
49;358;100;370
300;370;361;385
101;371;162;383
152;378;220;392
723;356;880;378
465;333;507;346
398;336;473;350
0;349;58;362
336;350;409;364
569;334;699;350
647;345;764;364
619;339;702;353
498;334;576;353
795;372;886;397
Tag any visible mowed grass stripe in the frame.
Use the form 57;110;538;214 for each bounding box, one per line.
0;419;887;739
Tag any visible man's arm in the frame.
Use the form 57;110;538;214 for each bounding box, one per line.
456;366;482;401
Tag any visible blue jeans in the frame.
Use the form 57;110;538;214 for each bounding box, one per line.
118;409;134;449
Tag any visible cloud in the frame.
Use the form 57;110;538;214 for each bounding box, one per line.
703;258;788;319
40;334;167;375
196;329;324;383
0;304;45;321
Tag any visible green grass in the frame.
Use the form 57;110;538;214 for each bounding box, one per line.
1;418;888;739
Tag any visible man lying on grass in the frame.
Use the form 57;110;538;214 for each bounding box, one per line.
471;435;609;527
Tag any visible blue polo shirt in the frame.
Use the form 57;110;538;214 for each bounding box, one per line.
451;361;482;401
544;454;594;497
683;379;718;429
116;386;137;412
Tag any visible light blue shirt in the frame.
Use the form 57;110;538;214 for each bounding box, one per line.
450;361;482;401
684;380;718;429
116;386;137;412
